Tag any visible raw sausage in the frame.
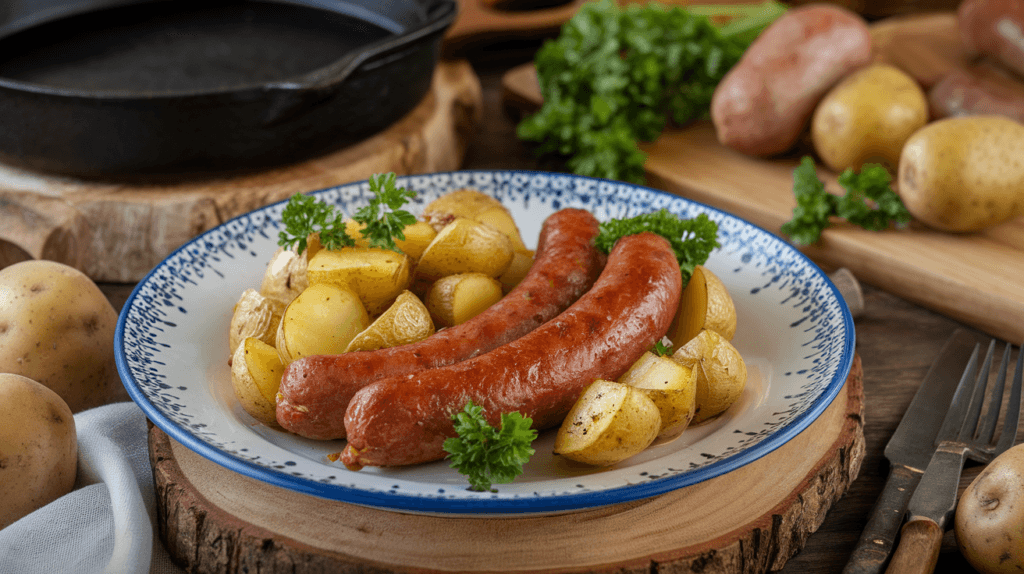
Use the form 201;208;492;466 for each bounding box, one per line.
340;232;682;468
958;0;1024;78
710;4;873;157
276;208;605;440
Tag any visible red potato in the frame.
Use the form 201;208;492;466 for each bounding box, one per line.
710;4;873;157
959;0;1024;78
929;61;1024;123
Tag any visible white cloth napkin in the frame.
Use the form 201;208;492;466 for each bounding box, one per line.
0;402;185;574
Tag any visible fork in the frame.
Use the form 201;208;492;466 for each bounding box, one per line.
885;340;1023;574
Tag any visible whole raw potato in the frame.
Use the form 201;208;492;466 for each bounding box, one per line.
0;373;78;530
0;260;125;412
955;443;1024;573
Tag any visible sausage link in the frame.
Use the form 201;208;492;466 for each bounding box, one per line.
275;208;605;440
340;232;682;468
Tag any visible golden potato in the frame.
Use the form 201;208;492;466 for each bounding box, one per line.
618;351;696;438
231;337;285;425
956;443;1024;574
422;188;528;251
811;63;928;173
672;329;747;424
258;247;307;311
276;283;369;364
0;260;125;413
0;373;77;530
498;249;535;293
554;379;661;466
343;218;437;260
306;247;412;315
665;265;737;348
898;115;1024;232
414;218;515;283
425;272;504;328
228;288;280;355
346;290;435;352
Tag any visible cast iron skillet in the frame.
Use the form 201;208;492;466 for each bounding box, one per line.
0;0;457;179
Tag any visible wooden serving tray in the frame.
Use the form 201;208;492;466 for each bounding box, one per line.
501;13;1024;345
148;356;863;574
0;60;482;283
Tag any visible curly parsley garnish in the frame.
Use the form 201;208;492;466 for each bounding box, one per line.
277;192;354;254
353;172;419;251
781;156;911;246
595;209;720;284
443;401;538;492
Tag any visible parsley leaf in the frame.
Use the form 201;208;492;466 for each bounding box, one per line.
595;209;720;284
518;0;787;183
278;193;354;254
443;401;538;492
781;156;911;245
653;339;672;356
353;172;419;252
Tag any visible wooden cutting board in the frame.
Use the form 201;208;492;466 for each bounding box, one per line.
0;60;482;283
501;12;1024;346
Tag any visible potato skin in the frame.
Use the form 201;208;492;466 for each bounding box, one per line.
0;260;124;413
0;373;78;530
897;115;1024;232
955;443;1024;573
710;4;873;157
959;0;1024;78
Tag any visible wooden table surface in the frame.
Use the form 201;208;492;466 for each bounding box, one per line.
99;51;994;574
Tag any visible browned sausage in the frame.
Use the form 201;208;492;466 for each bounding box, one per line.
929;61;1024;123
275;208;605;440
340;232;682;469
959;0;1024;78
710;4;873;157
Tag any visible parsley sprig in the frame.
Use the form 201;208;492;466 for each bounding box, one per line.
595;209;720;284
781;157;911;245
277;172;417;254
443;401;538;492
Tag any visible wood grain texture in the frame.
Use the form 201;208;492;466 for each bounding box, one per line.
147;355;863;574
0;60;483;283
500;14;1024;345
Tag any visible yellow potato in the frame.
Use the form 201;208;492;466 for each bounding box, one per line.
306;247;412;315
498;249;535;293
811;63;928;173
898;115;1024;232
956;443;1024;574
618;351;696;438
0;260;125;413
554;379;661;466
228;288;280;355
0;373;77;530
343;219;437;260
665;265;737;348
230;337;285;425
414;217;515;283
672;329;747;424
425;272;504;327
276;283;369;364
346;290;435;352
258;247;307;311
422;188;528;251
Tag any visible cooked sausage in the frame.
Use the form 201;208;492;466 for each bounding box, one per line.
275;208;605;440
929;61;1024;123
958;0;1024;78
710;4;873;157
340;232;682;469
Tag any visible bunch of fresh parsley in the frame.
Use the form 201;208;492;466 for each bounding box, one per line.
443;401;538;492
517;0;787;183
595;209;720;284
277;172;417;254
781;156;911;245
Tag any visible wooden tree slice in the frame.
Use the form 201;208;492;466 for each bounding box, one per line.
0;60;483;282
148;355;864;574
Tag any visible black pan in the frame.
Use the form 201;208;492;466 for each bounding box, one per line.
0;0;457;178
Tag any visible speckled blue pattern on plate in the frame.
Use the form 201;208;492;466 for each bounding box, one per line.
115;170;854;516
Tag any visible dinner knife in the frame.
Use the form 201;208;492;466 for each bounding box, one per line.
842;329;982;574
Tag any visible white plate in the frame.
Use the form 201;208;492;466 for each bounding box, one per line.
116;170;854;516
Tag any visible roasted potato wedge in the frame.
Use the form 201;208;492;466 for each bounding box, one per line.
306;247;412;315
414;217;515;283
554;379;661;466
276;283;369;364
618;351;696;438
343;219;438;260
346;290;435;352
498;249;535;293
422;189;528;251
231;337;285;425
228;288;281;355
259;247;308;311
424;272;504;327
666;265;737;348
671;329;747;424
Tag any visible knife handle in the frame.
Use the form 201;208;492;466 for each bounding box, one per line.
841;465;922;574
884;518;943;574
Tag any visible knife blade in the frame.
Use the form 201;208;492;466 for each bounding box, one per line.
842;329;983;574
